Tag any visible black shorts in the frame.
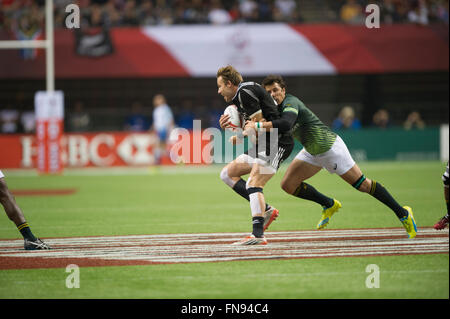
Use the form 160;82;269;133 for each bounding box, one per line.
245;142;294;172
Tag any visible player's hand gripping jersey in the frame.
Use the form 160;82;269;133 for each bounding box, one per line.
231;82;294;147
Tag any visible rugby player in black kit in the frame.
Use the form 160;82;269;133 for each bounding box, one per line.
216;65;294;245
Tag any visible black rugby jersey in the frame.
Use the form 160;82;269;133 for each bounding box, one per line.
231;82;293;146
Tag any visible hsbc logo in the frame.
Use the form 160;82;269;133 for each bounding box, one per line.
20;133;158;168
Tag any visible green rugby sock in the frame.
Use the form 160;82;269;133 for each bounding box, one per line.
293;182;334;209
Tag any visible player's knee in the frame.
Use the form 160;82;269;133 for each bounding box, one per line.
246;177;261;189
220;167;235;188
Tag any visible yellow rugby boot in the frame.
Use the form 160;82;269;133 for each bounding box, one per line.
400;206;417;239
317;199;342;230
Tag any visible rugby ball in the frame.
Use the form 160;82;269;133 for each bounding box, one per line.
223;105;242;131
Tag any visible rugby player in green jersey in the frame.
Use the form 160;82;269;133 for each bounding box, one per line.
249;75;417;238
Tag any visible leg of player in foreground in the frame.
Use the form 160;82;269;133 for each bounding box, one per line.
219;114;279;231
231;160;276;245
220;159;279;232
434;161;449;230
0;172;50;250
281;137;417;238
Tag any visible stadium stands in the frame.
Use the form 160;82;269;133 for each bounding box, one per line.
1;0;448;30
0;0;448;132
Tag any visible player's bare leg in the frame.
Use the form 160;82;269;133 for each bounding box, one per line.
220;157;275;216
221;159;252;185
0;178;50;249
220;159;252;199
0;178;26;226
280;159;322;194
232;163;274;245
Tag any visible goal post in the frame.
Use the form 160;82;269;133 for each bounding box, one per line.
0;0;54;91
1;0;64;174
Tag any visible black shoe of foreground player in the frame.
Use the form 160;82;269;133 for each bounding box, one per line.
24;238;50;250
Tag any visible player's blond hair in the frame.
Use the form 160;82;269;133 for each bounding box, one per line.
217;65;243;86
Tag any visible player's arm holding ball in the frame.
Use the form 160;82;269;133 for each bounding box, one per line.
229;112;264;145
219;113;231;130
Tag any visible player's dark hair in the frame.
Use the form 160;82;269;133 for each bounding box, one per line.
262;75;287;90
217;65;243;86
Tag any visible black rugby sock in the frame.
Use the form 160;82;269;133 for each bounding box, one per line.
293;182;334;209
232;179;249;201
17;222;37;241
369;181;407;219
233;179;270;211
252;216;264;238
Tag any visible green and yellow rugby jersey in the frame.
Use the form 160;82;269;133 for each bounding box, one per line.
280;94;336;155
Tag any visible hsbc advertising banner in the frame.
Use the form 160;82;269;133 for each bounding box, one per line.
0;131;213;169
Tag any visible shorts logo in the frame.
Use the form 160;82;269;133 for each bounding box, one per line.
333;163;338;170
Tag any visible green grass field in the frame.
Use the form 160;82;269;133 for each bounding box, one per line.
0;161;448;299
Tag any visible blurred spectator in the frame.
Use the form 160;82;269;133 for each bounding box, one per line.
380;0;397;24
372;109;392;129
396;0;412;22
3;0;448;29
20;109;36;134
435;0;449;23
104;0;123;27
340;0;364;25
121;0;139;26
152;94;174;164
68;101;92;132
137;0;157;26
124;101;150;132
228;2;241;22
239;0;259;22
12;8;43;60
403;111;426;130
208;0;232;25
274;0;297;22
408;0;429;25
0;108;19;133
87;3;106;27
332;106;362;130
257;0;273;22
